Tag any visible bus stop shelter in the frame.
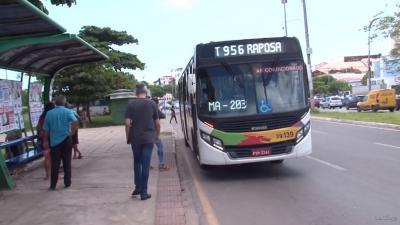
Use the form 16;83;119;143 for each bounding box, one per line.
0;0;108;190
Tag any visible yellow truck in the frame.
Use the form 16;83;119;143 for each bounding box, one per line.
357;89;397;112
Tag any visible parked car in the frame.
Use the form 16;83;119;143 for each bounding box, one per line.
327;96;343;109
357;89;396;112
320;98;329;109
396;95;400;111
343;95;364;110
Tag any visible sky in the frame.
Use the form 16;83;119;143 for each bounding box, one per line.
1;0;399;84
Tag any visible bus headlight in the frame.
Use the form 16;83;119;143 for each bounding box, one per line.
200;131;224;151
212;138;224;150
296;129;304;141
296;122;310;143
201;132;212;143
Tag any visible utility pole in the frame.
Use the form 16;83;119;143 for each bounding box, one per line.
367;14;383;90
282;0;288;36
302;0;314;104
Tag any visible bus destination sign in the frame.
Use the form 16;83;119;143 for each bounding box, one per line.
214;42;283;58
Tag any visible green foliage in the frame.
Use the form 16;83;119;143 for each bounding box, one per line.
312;111;400;125
148;85;164;98
313;75;351;95
148;84;176;98
79;26;145;72
373;5;400;56
28;0;76;14
361;73;368;85
53;26;143;109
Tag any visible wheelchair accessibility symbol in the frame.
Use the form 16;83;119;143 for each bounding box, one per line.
259;99;272;113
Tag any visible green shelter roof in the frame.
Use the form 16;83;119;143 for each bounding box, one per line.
0;0;108;77
0;0;65;39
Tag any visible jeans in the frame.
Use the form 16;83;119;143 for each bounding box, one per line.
131;143;153;195
155;139;164;165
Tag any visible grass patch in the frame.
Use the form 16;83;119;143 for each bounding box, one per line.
312;110;400;125
85;115;115;128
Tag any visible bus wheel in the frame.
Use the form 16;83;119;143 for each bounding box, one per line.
271;160;284;164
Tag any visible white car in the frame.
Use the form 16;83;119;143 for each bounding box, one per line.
327;96;343;109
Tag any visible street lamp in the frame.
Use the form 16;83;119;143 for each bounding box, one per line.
301;0;314;104
282;0;288;36
367;15;383;90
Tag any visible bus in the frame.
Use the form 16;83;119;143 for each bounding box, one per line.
178;37;312;167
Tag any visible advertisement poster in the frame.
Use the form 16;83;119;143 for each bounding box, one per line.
0;80;24;133
29;83;43;128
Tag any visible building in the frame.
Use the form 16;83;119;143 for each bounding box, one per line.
313;55;381;87
154;68;183;86
372;56;400;89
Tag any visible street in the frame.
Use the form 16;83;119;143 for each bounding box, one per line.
175;118;400;225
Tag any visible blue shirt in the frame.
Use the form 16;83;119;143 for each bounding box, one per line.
44;106;77;147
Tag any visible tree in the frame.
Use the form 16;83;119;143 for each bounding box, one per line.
373;5;400;56
53;26;144;122
28;0;77;14
313;75;351;95
327;80;351;95
361;73;368;86
148;85;163;98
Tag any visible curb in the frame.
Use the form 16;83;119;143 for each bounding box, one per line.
311;116;400;130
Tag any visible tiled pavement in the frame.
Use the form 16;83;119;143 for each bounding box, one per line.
0;120;188;225
155;135;186;225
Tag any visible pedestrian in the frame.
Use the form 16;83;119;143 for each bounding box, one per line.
71;111;82;159
43;96;78;190
125;84;160;200
170;106;177;124
36;102;55;180
151;98;169;171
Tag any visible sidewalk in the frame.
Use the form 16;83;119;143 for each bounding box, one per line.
0;120;186;225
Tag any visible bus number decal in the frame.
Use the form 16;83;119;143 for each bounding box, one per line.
230;100;247;110
276;131;294;139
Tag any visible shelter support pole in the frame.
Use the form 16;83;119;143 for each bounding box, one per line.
20;72;28;138
43;75;55;104
27;74;35;135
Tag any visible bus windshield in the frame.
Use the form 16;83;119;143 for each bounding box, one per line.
198;61;308;118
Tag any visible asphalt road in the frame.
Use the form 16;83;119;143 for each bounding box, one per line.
175;119;400;225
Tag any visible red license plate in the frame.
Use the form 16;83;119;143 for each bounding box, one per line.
251;148;272;156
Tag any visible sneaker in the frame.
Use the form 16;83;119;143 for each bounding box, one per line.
131;189;140;196
140;193;152;200
158;164;169;171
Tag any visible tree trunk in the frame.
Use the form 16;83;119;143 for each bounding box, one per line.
86;102;92;123
76;103;80;113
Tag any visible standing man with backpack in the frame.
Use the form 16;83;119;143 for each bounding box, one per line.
125;84;160;200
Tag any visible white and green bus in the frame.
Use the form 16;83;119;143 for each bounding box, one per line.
178;37;312;167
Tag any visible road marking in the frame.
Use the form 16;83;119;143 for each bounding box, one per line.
313;119;400;132
374;142;400;149
306;156;347;171
175;132;220;225
312;129;328;134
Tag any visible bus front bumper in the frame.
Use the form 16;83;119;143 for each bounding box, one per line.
198;130;312;166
